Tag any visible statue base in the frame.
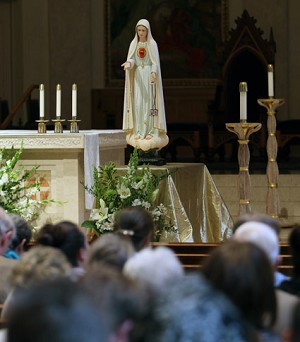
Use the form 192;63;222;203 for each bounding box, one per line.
138;149;166;166
126;132;169;151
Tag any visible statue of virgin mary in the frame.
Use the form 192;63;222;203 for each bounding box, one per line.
122;19;168;151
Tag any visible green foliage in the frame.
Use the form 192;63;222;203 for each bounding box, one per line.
0;143;60;222
82;148;176;241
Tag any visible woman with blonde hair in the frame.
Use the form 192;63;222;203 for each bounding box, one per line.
2;246;71;319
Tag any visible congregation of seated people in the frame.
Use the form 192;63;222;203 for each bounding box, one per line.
0;206;300;341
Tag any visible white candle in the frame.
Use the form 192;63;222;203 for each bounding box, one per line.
239;82;247;121
56;84;61;118
72;83;77;118
267;64;274;97
39;84;45;118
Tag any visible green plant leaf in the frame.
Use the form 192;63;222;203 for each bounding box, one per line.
81;220;97;229
81;147;178;240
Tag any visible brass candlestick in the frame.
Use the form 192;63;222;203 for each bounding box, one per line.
68;117;81;133
52;117;66;133
36;119;49;133
257;97;285;218
226;122;262;215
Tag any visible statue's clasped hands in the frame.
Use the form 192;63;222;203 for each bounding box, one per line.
150;72;157;84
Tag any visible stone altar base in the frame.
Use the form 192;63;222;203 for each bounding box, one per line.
0;130;126;229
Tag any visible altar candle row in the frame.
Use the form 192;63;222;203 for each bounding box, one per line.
238;64;275;122
39;83;77;119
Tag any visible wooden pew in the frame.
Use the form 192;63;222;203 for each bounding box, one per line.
152;242;294;277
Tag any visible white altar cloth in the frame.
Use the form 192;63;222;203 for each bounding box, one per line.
0;130;127;227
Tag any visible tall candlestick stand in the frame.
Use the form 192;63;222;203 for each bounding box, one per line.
35;119;49;133
52;118;65;133
226;122;262;215
257;98;285;218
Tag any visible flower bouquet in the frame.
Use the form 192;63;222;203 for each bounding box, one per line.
82;149;176;241
0;143;59;223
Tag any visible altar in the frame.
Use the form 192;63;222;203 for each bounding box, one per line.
115;163;233;243
0;130;232;242
147;163;233;243
0;130;127;228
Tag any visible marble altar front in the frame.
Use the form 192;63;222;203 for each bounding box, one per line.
0;130;127;228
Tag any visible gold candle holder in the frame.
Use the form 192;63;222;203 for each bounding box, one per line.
35;119;49;133
52;118;66;133
68;117;81;133
257;97;285;218
226;122;262;215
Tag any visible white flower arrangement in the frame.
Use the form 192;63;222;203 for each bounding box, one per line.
0;143;59;222
82;148;176;241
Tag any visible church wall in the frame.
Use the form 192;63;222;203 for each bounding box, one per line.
11;0;24;120
287;1;300;121
91;0;105;89
0;2;13;106
229;0;289;120
0;0;300;129
47;0;92;128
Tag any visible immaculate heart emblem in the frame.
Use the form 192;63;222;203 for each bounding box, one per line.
137;46;146;58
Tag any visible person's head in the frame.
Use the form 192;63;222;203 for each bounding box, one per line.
36;221;87;267
149;272;259;342
7;278;109;342
233;211;281;236
136;25;148;41
8;214;32;256
113;207;154;251
288;224;300;276
232;221;280;267
123;246;184;296
87;233;135;271
2;246;72;320
202;240;277;329
81;264;150;342
10;246;71;289
135;19;151;43
0;207;16;255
